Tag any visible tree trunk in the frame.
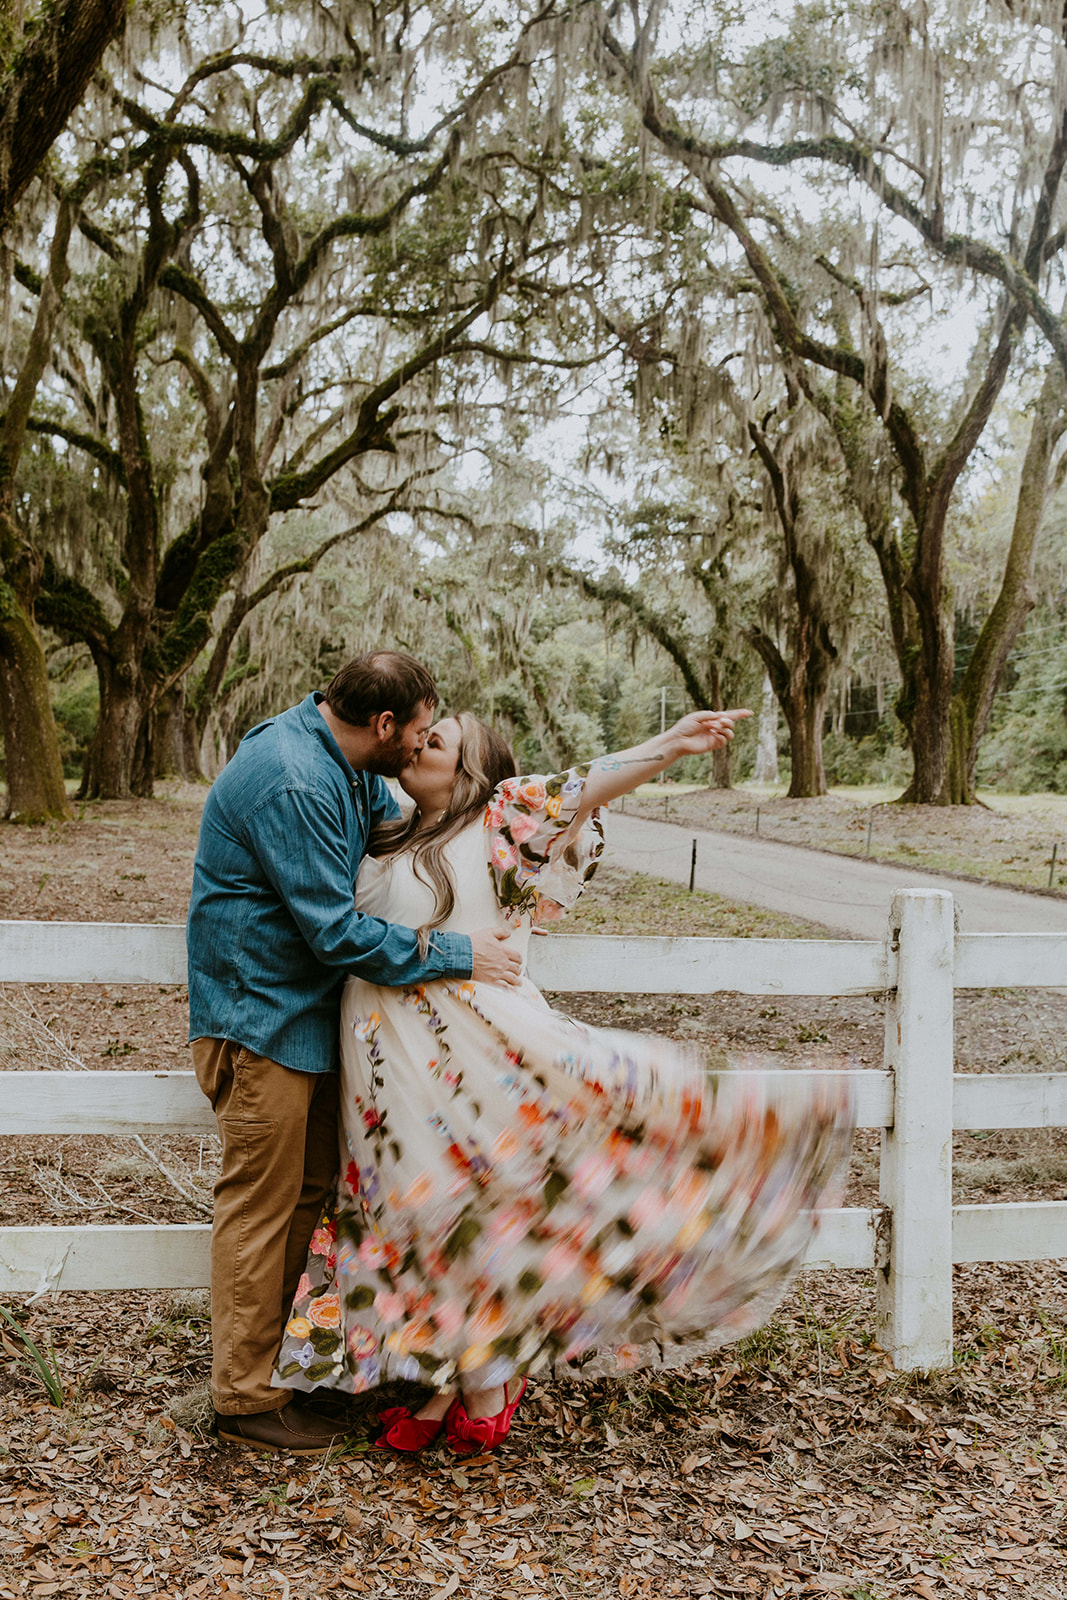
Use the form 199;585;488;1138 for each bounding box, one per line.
178;702;207;779
80;664;154;799
0;590;72;821
946;347;1067;803
783;679;829;799
153;686;194;779
0;205;74;823
707;661;732;789
0;0;126;229
753;673;779;783
896;597;955;804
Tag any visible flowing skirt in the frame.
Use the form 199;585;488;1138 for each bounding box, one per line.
275;976;852;1394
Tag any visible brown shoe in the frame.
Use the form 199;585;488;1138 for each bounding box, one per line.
214;1401;350;1454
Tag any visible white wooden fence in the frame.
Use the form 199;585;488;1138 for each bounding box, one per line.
2;888;1066;1371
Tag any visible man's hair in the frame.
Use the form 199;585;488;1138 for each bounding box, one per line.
324;651;438;727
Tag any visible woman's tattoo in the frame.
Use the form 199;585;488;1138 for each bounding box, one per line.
592;755;651;772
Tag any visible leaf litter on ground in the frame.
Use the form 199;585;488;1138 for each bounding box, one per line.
1;1262;1066;1598
4;791;1067;1596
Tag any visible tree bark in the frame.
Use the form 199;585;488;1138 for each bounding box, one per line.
0;202;73;821
753;673;779;783
946;347;1067;803
706;661;731;788
747;627;831;799
0;584;70;820
80;662;154;799
783;683;829;798
153;686;192;780
0;0;126;230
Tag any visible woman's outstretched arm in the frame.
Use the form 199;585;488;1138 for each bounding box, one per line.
574;710;751;822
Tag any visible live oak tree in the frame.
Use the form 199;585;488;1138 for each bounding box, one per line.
0;0;127;819
561;482;756;789
594;0;1067;802
0;0;125;230
612;287;865;797
19;0;607;799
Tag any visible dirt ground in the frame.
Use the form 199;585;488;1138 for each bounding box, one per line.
624;784;1067;895
2;788;1067;1599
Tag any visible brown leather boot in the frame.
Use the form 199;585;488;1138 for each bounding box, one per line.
214;1401;351;1454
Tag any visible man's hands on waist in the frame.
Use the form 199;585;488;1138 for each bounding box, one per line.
470;927;522;986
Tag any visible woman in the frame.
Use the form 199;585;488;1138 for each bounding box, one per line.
276;710;852;1454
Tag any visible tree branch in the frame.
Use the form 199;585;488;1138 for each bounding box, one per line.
25;415;125;482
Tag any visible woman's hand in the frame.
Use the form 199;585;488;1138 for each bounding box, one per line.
666;709;751;757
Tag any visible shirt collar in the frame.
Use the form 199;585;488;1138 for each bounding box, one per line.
300;692;361;788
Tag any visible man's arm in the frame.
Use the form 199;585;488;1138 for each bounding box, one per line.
250;787;521;987
251;786;472;986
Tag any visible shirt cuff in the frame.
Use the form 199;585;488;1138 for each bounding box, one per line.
427;930;473;979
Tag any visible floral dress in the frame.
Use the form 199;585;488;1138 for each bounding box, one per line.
275;769;852;1396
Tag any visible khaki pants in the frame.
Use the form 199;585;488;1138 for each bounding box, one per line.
192;1039;340;1415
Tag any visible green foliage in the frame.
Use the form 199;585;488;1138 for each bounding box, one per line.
0;1303;65;1405
51;665;99;777
822;725;910;789
977;622;1067;793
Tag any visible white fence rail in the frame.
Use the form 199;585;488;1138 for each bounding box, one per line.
3;888;1067;1370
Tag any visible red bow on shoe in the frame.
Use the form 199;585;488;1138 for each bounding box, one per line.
446;1379;527;1456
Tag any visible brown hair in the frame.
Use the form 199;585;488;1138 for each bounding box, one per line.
324;651;438;727
368;713;517;952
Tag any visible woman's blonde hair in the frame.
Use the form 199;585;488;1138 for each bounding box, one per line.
367;712;517;952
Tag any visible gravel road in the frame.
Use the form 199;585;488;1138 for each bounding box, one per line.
608;812;1067;939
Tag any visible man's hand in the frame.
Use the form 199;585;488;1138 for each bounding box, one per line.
470;927;523;987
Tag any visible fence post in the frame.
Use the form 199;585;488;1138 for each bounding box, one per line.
876;888;955;1370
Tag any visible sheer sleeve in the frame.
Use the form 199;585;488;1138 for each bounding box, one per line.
484;766;605;924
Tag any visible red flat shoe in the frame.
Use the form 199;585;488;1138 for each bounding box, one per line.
374;1404;447;1453
446;1378;528;1456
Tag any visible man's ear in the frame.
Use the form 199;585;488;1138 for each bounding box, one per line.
373;711;396;743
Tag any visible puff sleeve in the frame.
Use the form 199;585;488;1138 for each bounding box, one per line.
484;766;605;924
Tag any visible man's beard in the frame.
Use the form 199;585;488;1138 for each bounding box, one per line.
365;738;409;779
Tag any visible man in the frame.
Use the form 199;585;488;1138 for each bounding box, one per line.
187;651;521;1453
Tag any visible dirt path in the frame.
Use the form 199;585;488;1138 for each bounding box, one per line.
607;812;1067;938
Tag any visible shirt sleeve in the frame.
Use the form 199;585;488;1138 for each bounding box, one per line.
248;785;472;984
368;773;403;829
483;766;605;924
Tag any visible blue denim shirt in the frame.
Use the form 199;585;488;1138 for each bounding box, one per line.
186;692;473;1073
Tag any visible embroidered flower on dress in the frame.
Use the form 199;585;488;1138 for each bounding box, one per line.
309;1221;337;1255
490;837;518;871
433;1298;466;1339
507;811;541;844
307;1295;341;1328
400;1172;434;1207
373;1290;405;1323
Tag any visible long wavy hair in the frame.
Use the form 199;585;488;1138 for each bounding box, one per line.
367;712;517;952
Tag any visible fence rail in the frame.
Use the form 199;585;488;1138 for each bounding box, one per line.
2;888;1066;1370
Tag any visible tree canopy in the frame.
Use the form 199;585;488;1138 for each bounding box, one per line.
5;0;1067;814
